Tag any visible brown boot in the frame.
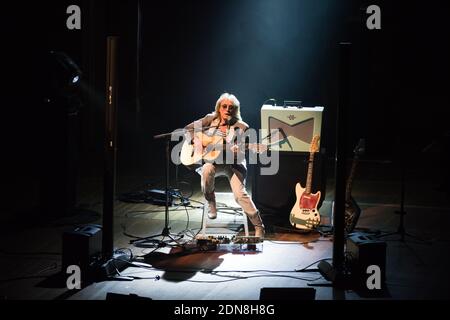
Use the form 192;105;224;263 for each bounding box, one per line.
205;192;217;219
207;199;217;219
247;211;265;240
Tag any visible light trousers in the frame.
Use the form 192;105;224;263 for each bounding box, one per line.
200;163;258;215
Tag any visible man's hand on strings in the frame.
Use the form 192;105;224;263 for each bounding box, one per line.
230;144;240;154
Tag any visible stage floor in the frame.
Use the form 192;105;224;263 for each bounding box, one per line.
1;175;450;300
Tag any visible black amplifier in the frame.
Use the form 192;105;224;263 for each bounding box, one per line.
62;224;102;283
346;232;387;289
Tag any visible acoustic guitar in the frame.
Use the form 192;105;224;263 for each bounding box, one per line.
289;135;321;230
179;131;268;167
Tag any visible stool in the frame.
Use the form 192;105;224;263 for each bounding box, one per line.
200;192;249;237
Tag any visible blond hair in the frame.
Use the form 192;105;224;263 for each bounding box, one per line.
213;92;242;121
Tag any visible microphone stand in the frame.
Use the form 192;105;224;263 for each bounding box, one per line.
376;135;429;244
129;131;180;247
130;125;219;247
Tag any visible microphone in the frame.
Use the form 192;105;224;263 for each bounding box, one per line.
224;116;238;126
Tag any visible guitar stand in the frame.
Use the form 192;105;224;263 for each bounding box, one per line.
315;225;333;237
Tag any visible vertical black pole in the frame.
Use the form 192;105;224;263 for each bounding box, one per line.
103;36;119;260
397;143;406;241
164;138;170;235
135;0;142;118
333;42;351;274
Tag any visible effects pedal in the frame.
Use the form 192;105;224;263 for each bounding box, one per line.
194;235;263;252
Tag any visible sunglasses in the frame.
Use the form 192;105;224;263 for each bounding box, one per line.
221;104;235;110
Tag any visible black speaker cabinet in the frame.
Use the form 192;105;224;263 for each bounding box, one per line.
106;293;152;300
346;232;387;290
260;287;316;300
251;150;327;225
62;224;102;282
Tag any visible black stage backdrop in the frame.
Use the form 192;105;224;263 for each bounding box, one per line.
2;0;449;219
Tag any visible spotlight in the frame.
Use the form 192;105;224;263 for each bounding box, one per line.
46;51;83;114
49;51;82;88
72;75;80;84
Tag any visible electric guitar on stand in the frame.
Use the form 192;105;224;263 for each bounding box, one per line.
331;138;365;233
289;135;321;230
343;138;365;233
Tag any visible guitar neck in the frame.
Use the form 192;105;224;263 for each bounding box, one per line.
345;157;359;202
305;151;315;194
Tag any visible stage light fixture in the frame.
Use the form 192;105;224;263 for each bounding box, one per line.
46;51;83;115
72;75;80;84
49;51;82;89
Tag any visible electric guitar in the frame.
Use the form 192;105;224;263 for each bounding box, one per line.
330;138;365;233
179;131;268;167
289;135;321;230
343;138;365;233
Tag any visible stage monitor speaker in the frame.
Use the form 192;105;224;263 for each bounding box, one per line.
252;150;327;225
260;287;316;300
62;224;102;284
261;105;324;152
106;292;152;300
346;232;387;290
